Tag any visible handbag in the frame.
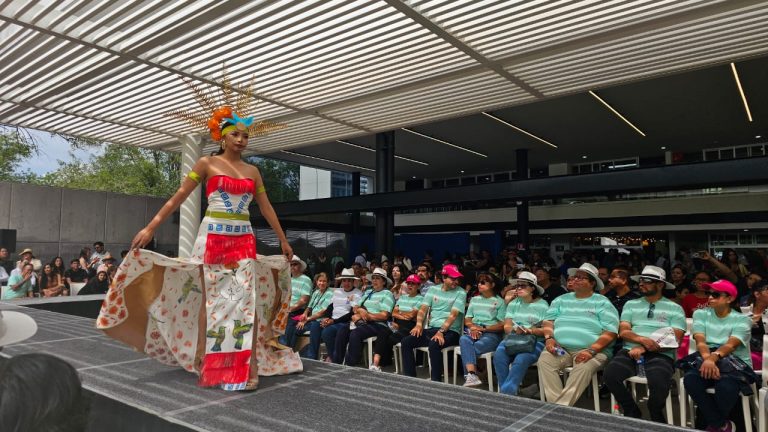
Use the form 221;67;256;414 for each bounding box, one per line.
502;333;537;355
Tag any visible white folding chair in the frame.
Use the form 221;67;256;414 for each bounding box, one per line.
393;342;402;374
757;335;768;432
452;346;494;391
362;336;377;367
415;345;457;383
610;375;675;425
563;366;602;412
679;330;756;431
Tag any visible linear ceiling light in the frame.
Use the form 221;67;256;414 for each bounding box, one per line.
480;112;558;149
730;62;753;122
588;90;646;137
336;140;429;166
400;128;487;157
280;150;375;172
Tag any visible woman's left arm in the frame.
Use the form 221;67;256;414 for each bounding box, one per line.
252;168;293;259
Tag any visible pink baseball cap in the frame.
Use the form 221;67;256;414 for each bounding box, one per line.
405;274;421;284
702;279;737;298
441;264;463;279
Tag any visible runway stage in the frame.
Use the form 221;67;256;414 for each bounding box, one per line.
0;299;688;432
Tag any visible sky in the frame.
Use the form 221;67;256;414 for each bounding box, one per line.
16;128;99;175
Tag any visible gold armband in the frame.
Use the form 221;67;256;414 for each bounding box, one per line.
256;185;266;194
187;171;201;184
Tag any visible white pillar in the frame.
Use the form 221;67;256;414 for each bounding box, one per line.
178;134;203;258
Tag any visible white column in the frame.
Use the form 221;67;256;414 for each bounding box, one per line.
178;134;203;258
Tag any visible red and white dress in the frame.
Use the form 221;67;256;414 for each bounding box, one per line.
97;175;302;390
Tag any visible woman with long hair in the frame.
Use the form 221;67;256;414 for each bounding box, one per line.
389;263;408;300
40;263;67;297
296;272;334;360
78;271;110;295
96;82;302;392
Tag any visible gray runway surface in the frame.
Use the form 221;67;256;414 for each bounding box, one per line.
0;302;689;432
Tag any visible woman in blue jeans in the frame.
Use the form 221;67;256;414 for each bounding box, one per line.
494;271;549;395
296;272;334;360
459;272;506;387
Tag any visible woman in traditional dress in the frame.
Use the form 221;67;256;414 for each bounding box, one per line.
97;82;302;391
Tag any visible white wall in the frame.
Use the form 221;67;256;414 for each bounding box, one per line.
299;166;332;200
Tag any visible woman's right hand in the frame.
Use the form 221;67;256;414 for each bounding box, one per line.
131;226;155;250
545;338;558;355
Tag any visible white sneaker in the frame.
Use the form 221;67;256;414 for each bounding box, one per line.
463;373;482;387
368;365;382;372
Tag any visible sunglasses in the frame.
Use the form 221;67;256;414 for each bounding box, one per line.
478;280;493;285
647;303;655;319
639;277;659;284
708;291;729;299
513;283;532;290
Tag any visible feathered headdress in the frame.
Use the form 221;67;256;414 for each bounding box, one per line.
169;64;286;141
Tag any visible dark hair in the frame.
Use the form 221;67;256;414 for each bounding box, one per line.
93;242;104;248
78;248;89;260
418;262;433;274
0;354;89;432
477;271;502;295
611;265;630;281
70;259;79;265
389;264;408;284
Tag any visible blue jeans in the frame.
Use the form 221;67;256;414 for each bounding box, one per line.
493;340;544;395
279;315;299;348
459;332;502;373
320;322;347;361
299;320;323;360
683;369;742;429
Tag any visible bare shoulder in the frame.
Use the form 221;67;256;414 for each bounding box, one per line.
243;162;263;182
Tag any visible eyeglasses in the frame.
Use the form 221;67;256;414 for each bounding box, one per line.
567;275;590;281
513;283;531;290
708;291;728;299
478;280;492;285
639;277;658;284
647;303;655;319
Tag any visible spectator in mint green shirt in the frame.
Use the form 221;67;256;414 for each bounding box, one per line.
683;279;754;432
603;265;686;422
2;263;34;300
539;263;619;406
370;274;424;371
279;256;312;349
335;268;395;366
494;271;549;395
297;272;334;360
459;272;505;387
401;264;467;381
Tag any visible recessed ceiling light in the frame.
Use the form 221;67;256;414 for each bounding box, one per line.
401;128;487;158
744;229;750;232
280;150;375;172
730;62;753;122
589;90;646;137
480;112;558;149
661;146;666;150
335;140;429;166
582;155;588;159
756;135;762;139
412;176;417;179
460;170;465;173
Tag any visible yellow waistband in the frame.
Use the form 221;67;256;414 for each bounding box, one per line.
204;210;250;221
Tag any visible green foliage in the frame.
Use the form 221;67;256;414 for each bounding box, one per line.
0;130;38;181
35;144;181;197
244;156;299;202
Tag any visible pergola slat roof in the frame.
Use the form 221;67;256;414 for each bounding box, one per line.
1;0;767;155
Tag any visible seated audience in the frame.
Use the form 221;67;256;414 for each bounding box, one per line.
96;252;117;274
320;269;362;362
78;271;110;295
538;267;567;303
0;247;13;275
682;271;713;317
2;263;34;300
279;256;312;349
539;263;619;406
401;264;467;382
40;263;67;297
370;274;423;371
494;271;548;395
747;279;768;370
669;264;690;300
682;280;754;432
334;268;395;365
460;272;505;387
296;272;334;360
603;266;685;422
64;259;88;286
